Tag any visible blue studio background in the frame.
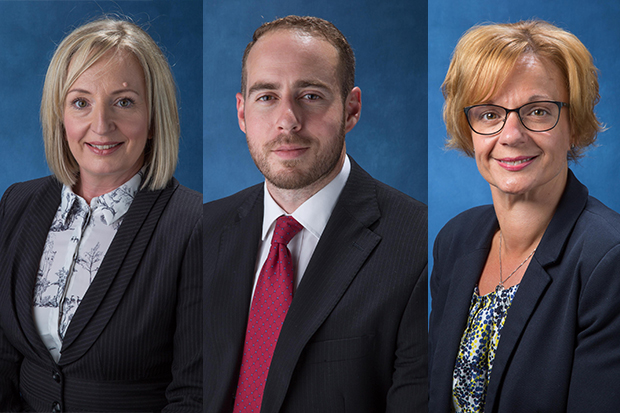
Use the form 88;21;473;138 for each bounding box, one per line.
428;0;620;310
0;0;202;196
203;0;428;204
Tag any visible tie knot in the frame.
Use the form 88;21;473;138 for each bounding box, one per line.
272;216;303;246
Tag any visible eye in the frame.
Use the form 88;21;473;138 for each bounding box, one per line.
116;98;135;108
530;108;549;117
257;95;275;102
479;111;501;121
71;98;88;109
301;93;320;101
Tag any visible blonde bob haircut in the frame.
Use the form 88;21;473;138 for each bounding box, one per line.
442;20;602;160
41;18;179;190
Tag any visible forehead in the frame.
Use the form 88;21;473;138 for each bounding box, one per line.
69;49;144;87
245;29;339;90
490;54;567;102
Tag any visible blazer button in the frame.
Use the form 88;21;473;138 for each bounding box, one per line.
51;401;61;412
52;371;61;383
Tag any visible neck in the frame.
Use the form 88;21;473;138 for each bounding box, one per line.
267;153;345;214
75;165;142;205
491;168;568;254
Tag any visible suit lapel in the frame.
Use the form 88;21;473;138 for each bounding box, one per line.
261;161;383;412
208;185;263;405
59;180;175;364
430;210;497;410
14;178;63;360
484;170;588;411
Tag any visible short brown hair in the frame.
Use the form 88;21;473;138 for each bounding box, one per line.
442;20;602;160
41;18;179;190
241;15;355;101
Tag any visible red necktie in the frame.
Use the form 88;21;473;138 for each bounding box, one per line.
233;215;303;412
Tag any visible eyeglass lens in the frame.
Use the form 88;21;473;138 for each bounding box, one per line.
467;101;562;135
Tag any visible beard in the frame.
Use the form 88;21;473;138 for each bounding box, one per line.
247;120;346;190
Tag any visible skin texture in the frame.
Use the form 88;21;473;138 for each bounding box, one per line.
236;29;361;213
473;54;573;295
63;49;149;203
473;54;571;203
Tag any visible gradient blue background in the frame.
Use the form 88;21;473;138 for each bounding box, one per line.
428;1;620;310
0;0;202;197
203;0;428;204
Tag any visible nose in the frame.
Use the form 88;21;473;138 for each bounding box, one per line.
276;97;301;132
90;104;115;135
498;111;526;145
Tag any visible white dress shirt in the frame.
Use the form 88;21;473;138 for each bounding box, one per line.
251;155;351;299
32;171;142;362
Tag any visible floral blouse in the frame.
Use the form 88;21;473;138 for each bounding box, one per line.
452;284;519;412
32;171;142;362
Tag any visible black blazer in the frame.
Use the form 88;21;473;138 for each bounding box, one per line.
204;159;428;413
0;176;202;412
429;170;620;412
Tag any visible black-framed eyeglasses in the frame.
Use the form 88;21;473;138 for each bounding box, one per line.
464;101;569;135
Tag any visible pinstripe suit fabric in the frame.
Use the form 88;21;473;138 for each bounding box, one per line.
0;176;202;412
204;160;428;412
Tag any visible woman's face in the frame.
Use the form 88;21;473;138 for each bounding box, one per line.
63;49;149;193
472;54;572;199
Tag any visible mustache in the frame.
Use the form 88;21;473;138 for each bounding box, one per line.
266;133;313;149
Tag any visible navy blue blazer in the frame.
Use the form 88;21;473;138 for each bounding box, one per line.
429;170;620;412
204;159;428;413
0;176;202;412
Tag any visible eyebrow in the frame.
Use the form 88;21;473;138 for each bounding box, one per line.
66;88;141;96
247;80;332;97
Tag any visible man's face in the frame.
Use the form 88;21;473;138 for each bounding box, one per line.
237;29;360;191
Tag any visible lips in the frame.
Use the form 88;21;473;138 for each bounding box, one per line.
272;146;308;159
495;155;538;171
500;156;536;166
87;142;122;150
85;142;124;156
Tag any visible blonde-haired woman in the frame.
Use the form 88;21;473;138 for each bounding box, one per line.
429;20;620;412
0;19;201;411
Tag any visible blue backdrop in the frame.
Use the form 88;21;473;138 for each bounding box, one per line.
428;0;620;310
0;0;202;197
203;0;428;205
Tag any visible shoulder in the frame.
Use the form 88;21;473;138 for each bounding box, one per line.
0;176;60;221
203;183;262;227
434;205;495;249
166;180;202;216
569;195;620;255
0;176;60;207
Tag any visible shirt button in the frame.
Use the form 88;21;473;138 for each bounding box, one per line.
51;401;61;412
52;371;61;383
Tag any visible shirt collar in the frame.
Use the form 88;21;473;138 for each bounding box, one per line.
60;170;143;227
262;155;351;241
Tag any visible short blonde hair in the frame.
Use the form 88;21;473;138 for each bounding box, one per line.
41;18;179;190
442;20;602;160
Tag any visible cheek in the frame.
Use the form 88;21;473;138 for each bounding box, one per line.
63;114;86;143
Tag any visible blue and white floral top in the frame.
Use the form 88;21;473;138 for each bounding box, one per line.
452;284;519;412
32;171;142;362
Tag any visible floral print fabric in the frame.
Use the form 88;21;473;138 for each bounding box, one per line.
33;172;142;362
452;284;519;412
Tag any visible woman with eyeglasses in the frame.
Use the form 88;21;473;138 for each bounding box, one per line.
429;20;620;412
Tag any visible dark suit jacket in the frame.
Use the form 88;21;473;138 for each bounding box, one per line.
204;159;428;413
429;170;620;412
0;176;202;412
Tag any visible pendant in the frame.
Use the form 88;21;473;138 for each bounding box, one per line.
495;284;504;294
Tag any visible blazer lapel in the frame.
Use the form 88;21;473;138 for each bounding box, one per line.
59;180;175;364
261;161;383;412
208;185;263;405
485;170;588;412
14;178;63;360
430;212;497;410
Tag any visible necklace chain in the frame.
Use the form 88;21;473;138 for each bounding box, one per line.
497;231;536;293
